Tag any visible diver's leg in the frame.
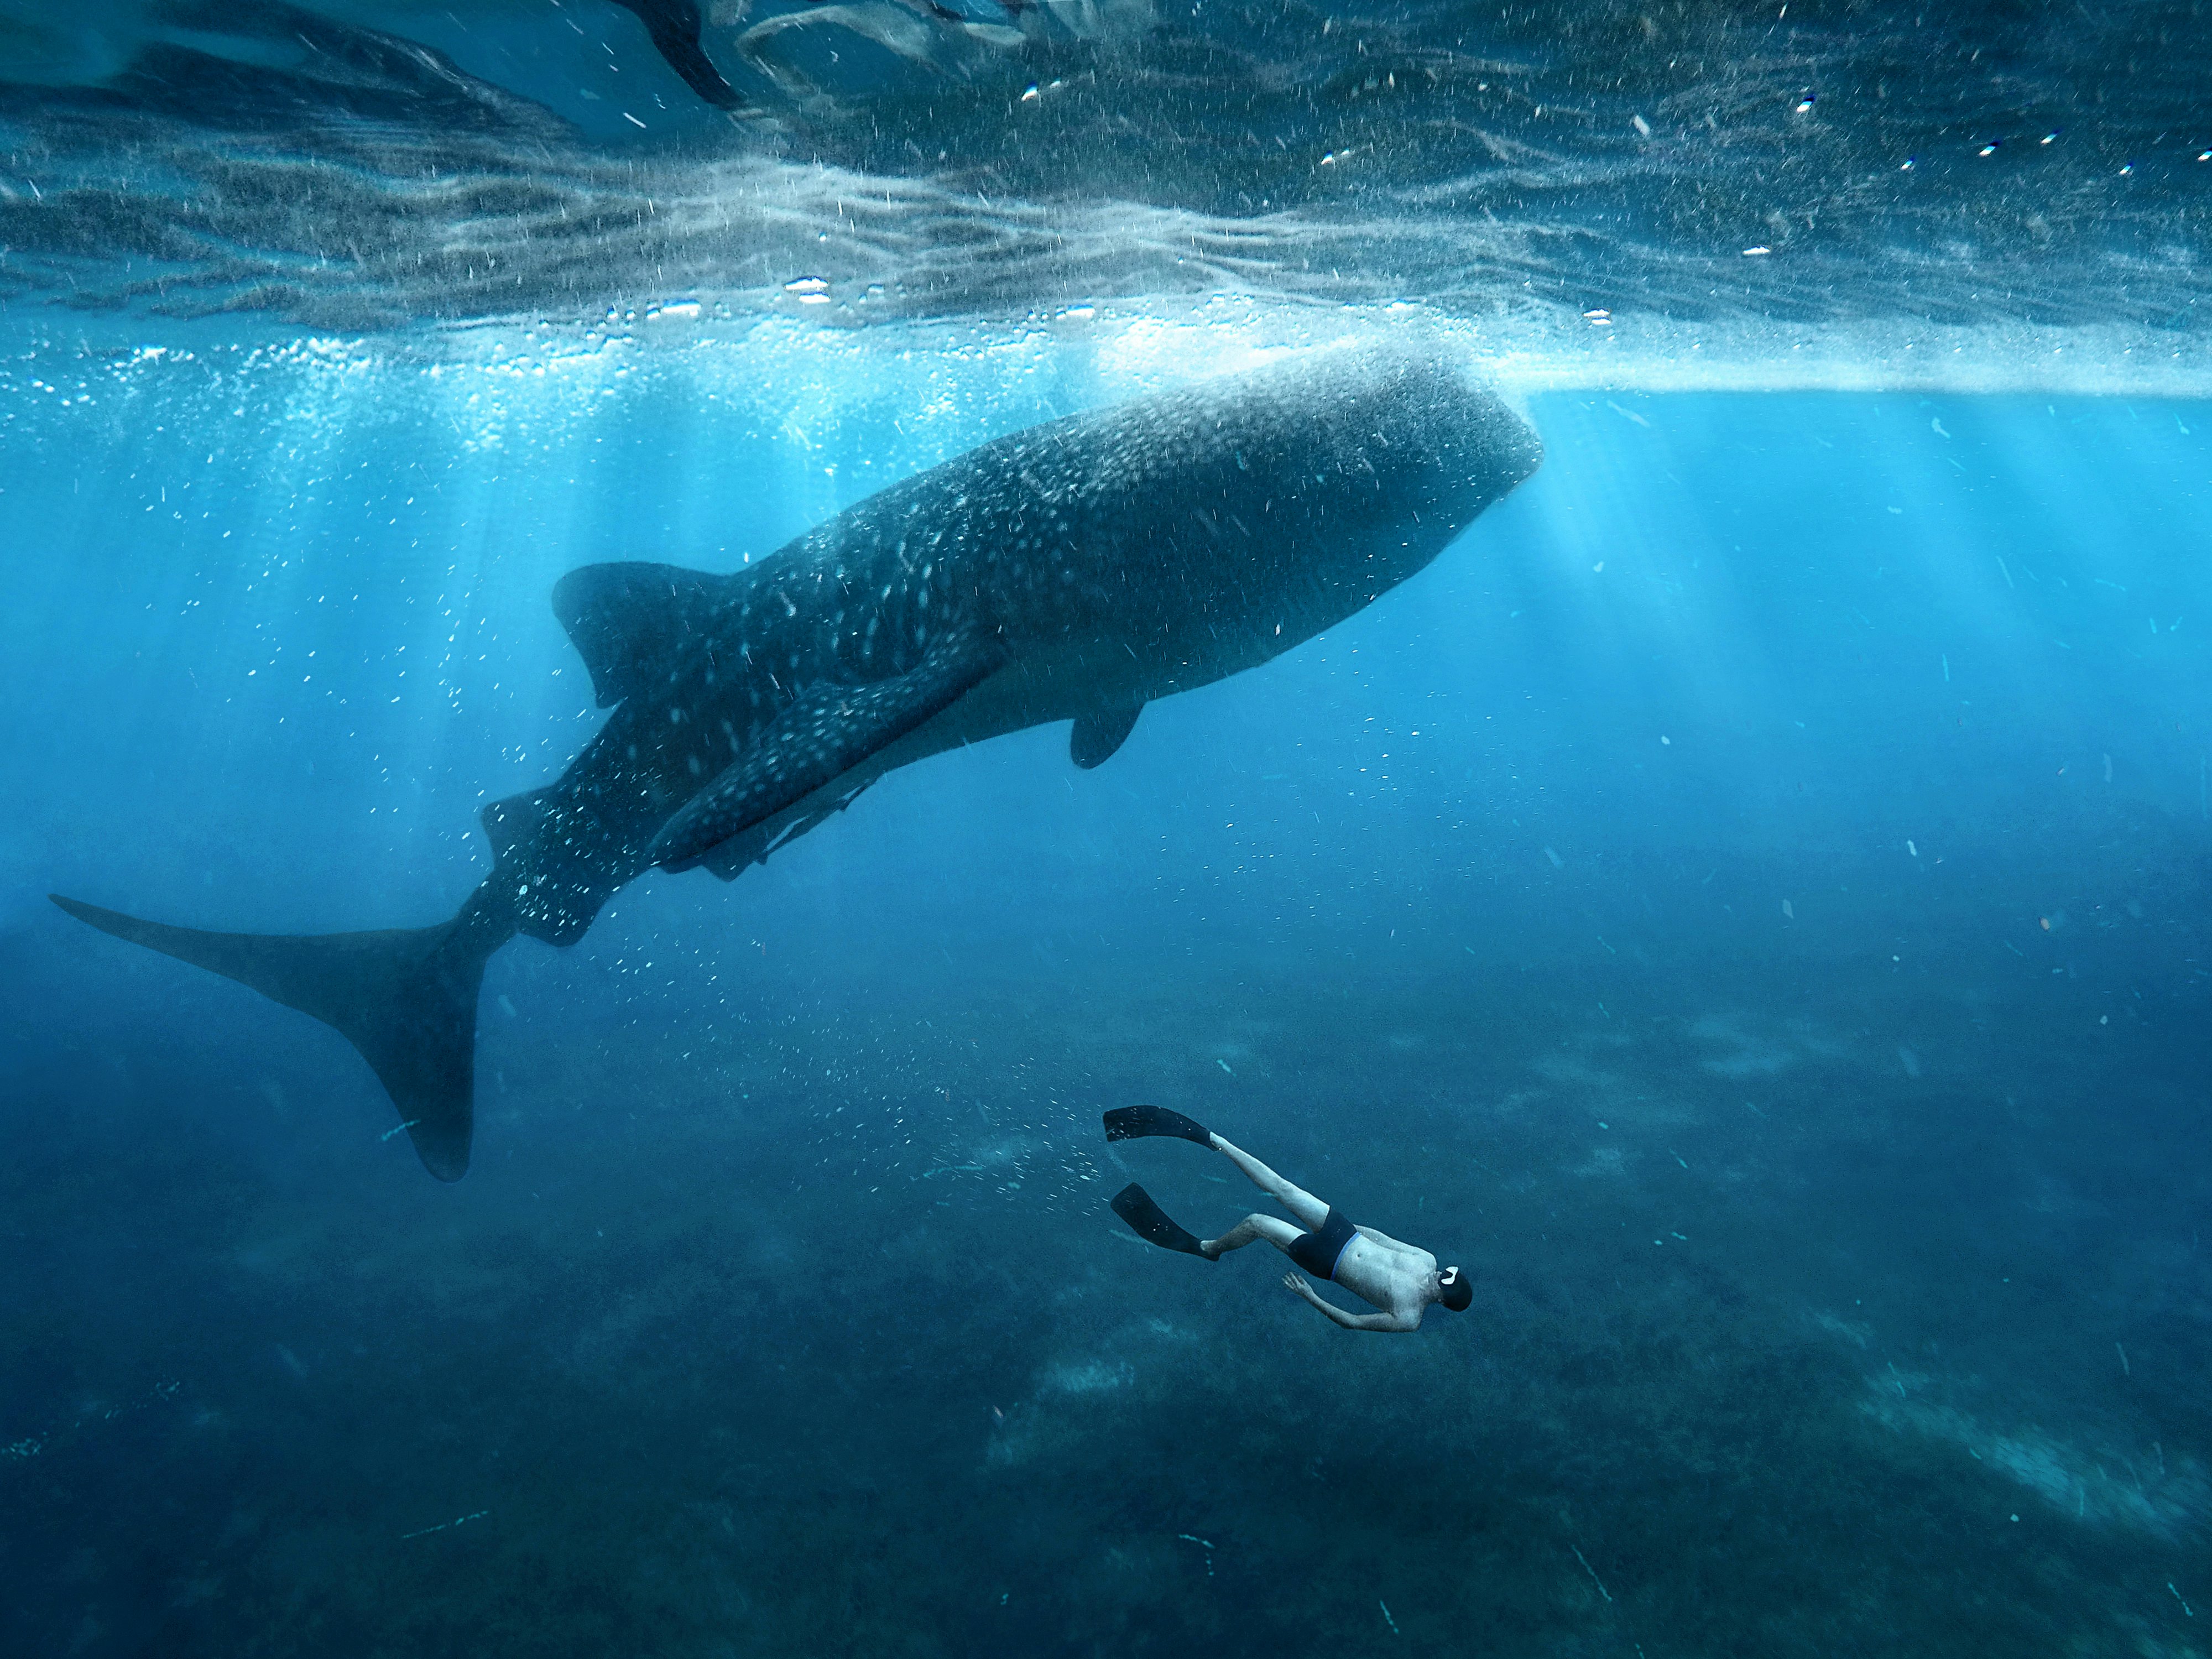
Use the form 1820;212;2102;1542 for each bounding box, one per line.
1208;1136;1329;1230
1201;1212;1303;1260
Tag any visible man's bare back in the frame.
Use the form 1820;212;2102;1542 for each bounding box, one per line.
1102;1105;1470;1333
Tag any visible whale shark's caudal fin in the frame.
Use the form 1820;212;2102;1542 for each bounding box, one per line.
48;894;506;1181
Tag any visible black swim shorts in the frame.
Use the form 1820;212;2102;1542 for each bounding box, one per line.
1287;1206;1357;1281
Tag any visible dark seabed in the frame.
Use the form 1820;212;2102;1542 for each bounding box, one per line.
8;944;2212;1657
3;326;2208;1654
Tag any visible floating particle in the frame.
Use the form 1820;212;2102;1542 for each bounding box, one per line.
1782;899;1794;919
1571;1545;1613;1603
400;1509;489;1542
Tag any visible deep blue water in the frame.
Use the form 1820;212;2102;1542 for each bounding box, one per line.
2;319;2209;1654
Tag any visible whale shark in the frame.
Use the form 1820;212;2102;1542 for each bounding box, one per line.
52;346;1541;1180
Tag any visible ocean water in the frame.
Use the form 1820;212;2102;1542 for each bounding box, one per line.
4;7;2212;1657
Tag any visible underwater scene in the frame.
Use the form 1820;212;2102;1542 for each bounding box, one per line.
3;4;2210;1656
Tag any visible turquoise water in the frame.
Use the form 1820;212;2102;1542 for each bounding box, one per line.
4;3;2212;1647
3;317;2208;1653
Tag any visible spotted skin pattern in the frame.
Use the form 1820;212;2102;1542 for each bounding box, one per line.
52;345;1542;1181
484;345;1542;949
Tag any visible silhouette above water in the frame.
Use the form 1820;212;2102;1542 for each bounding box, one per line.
53;346;1540;1181
0;0;738;120
606;0;742;109
1105;1105;1472;1332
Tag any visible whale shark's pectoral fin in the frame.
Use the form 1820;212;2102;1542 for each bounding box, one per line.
696;781;875;880
650;640;999;870
553;562;726;708
1070;704;1142;769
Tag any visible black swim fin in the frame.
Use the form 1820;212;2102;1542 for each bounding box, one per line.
49;893;505;1182
1103;1104;1212;1144
1110;1183;1209;1256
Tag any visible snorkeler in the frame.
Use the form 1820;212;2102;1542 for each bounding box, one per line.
1103;1106;1472;1333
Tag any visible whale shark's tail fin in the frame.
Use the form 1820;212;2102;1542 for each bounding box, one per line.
48;895;503;1182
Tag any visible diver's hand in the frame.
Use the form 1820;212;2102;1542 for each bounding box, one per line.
1284;1271;1396;1332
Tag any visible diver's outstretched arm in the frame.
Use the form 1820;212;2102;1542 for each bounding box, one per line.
1283;1274;1413;1332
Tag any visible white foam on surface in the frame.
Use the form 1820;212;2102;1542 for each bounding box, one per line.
9;297;2212;418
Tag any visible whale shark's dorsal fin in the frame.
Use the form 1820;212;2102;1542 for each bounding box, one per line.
1071;705;1142;769
552;562;725;708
